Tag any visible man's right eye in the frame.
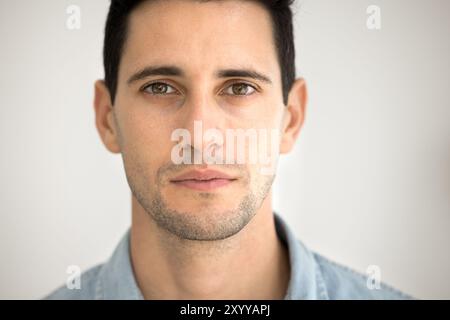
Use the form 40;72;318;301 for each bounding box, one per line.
142;82;178;95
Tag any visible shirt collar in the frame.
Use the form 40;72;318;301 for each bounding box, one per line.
96;212;328;300
95;229;143;300
274;213;329;300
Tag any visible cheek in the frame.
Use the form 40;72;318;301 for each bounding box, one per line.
120;110;172;150
243;98;284;130
119;114;174;179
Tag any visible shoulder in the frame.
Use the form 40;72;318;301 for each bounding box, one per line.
312;252;414;300
43;264;103;300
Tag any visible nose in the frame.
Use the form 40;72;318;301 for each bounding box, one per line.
176;90;226;163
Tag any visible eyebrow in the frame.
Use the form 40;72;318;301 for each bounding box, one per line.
127;66;184;84
126;65;272;85
215;69;272;84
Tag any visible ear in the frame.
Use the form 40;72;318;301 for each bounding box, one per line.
93;80;121;153
279;78;308;154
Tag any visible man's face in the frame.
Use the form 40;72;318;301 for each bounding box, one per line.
109;0;290;240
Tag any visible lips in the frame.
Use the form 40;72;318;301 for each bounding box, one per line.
170;169;237;191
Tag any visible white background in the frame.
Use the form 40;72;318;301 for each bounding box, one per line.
0;0;449;299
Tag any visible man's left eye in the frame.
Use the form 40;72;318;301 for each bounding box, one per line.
223;83;256;96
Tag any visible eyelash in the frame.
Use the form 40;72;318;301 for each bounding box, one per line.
140;81;258;97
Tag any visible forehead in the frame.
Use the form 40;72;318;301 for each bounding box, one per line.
120;0;280;80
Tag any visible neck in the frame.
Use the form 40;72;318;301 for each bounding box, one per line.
130;191;290;299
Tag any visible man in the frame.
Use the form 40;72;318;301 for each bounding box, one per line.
46;0;411;299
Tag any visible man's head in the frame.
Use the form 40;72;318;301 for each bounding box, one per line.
94;0;307;241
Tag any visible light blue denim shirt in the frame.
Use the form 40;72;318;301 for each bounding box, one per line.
45;213;413;300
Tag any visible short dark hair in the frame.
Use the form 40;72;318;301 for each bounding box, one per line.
103;0;296;105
